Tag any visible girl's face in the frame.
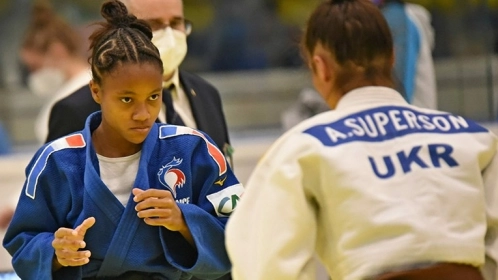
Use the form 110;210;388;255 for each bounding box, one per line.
90;62;163;154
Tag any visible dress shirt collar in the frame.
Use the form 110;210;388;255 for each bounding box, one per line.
162;69;181;98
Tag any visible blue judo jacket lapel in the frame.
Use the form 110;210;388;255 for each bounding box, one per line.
83;114;123;226
96;125;159;277
81;113;159;277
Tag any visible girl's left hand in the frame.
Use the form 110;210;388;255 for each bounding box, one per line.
132;188;187;232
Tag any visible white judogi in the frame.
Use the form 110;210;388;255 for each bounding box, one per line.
226;86;498;280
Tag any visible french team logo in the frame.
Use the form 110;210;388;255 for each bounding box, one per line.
157;157;186;197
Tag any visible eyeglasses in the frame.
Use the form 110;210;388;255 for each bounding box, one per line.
146;18;193;35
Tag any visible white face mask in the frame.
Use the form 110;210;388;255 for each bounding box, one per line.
151;27;188;78
27;67;65;98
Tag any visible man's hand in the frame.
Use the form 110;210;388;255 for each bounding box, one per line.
52;217;95;270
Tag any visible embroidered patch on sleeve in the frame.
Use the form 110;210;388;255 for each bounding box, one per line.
159;125;227;176
26;134;86;199
207;183;244;217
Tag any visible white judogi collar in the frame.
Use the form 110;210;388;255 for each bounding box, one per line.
336;86;408;111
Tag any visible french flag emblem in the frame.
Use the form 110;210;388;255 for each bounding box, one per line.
26;134;86;199
159;126;227;176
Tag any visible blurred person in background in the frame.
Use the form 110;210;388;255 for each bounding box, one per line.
226;0;496;279
375;0;437;109
54;0;233;165
281;87;329;131
20;1;93;144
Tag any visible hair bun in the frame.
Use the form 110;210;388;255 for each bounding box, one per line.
101;0;137;28
31;2;55;27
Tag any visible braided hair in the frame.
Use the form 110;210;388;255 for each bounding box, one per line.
88;0;163;85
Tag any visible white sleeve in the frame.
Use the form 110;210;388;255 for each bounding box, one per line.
226;134;319;280
481;143;498;280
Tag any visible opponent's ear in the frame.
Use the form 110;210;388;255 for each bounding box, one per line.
89;80;101;104
312;54;332;83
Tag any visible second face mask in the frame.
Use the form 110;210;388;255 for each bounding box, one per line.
151;27;188;77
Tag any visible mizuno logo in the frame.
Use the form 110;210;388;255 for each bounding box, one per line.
214;176;227;186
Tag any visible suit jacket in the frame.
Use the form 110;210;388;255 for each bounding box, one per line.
46;70;231;154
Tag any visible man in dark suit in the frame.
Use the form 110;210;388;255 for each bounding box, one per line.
46;0;232;164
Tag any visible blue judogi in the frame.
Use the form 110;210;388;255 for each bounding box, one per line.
3;112;243;280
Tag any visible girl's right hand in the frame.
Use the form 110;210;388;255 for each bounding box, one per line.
51;217;96;269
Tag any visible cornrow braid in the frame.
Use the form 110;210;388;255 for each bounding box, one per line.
89;0;163;85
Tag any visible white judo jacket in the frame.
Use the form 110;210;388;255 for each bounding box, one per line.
226;86;498;280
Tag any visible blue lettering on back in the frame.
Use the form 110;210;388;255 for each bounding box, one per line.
368;143;460;179
304;106;488;147
397;145;428;173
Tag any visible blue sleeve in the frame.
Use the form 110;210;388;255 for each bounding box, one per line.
404;18;421;103
382;3;420;103
0;123;11;155
160;132;243;279
2;151;81;280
